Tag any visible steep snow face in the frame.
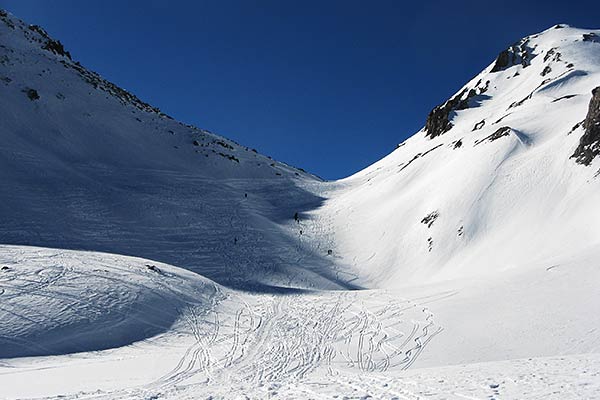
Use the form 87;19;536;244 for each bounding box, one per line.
319;25;600;287
0;11;348;291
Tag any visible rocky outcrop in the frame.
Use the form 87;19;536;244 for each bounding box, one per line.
491;39;533;73
582;33;600;43
424;80;490;139
572;87;600;165
399;144;443;172
543;47;562;64
473;120;485;131
59;59;168;116
1;11;170;118
28;24;72;60
541;65;552;76
0;9;15;29
424;102;455;139
475;126;511;146
23;88;39;100
421;211;439;228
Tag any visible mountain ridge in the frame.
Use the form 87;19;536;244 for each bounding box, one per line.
326;23;600;287
1;10;600;399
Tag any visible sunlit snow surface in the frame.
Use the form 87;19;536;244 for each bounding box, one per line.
1;245;599;399
1;10;600;400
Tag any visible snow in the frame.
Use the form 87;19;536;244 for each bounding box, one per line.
1;244;599;399
0;245;218;358
324;25;600;288
1;10;599;399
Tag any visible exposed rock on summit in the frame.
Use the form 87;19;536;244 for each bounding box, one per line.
28;24;72;60
424;80;490;139
582;33;600;43
490;38;534;73
572;87;600;165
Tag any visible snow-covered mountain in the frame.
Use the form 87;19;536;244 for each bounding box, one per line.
323;23;600;287
1;10;599;399
0;9;343;293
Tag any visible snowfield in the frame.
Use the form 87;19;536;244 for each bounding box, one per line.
1;245;599;399
1;10;600;400
0;246;218;359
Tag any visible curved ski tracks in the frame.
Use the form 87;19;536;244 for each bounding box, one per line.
66;290;444;400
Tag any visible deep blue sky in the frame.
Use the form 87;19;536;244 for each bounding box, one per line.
1;0;599;179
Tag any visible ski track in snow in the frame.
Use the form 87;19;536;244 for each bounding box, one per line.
8;259;596;400
1;11;600;400
0;246;449;399
81;293;442;399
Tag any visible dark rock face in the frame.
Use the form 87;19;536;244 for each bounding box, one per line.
491;49;511;72
218;152;240;163
568;120;584;135
572;87;600;165
544;48;556;62
475;126;511;146
43;39;71;59
473;120;486;131
543;47;562;63
541;65;552;77
424;103;454;139
0;9;15;29
60;59;166;116
23;88;39;100
421;211;439;228
28;25;72;60
552;94;577;103
491;39;533;73
582;33;600;43
399;144;443;172
424;80;490;139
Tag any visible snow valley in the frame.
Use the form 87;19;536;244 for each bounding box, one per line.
1;9;600;399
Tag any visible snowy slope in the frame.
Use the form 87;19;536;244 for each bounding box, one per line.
0;10;346;292
1;9;600;400
0;245;219;358
297;24;600;368
318;24;600;287
1;244;598;399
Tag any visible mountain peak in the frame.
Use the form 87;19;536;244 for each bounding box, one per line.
2;10;600;398
422;25;600;166
0;9;315;184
